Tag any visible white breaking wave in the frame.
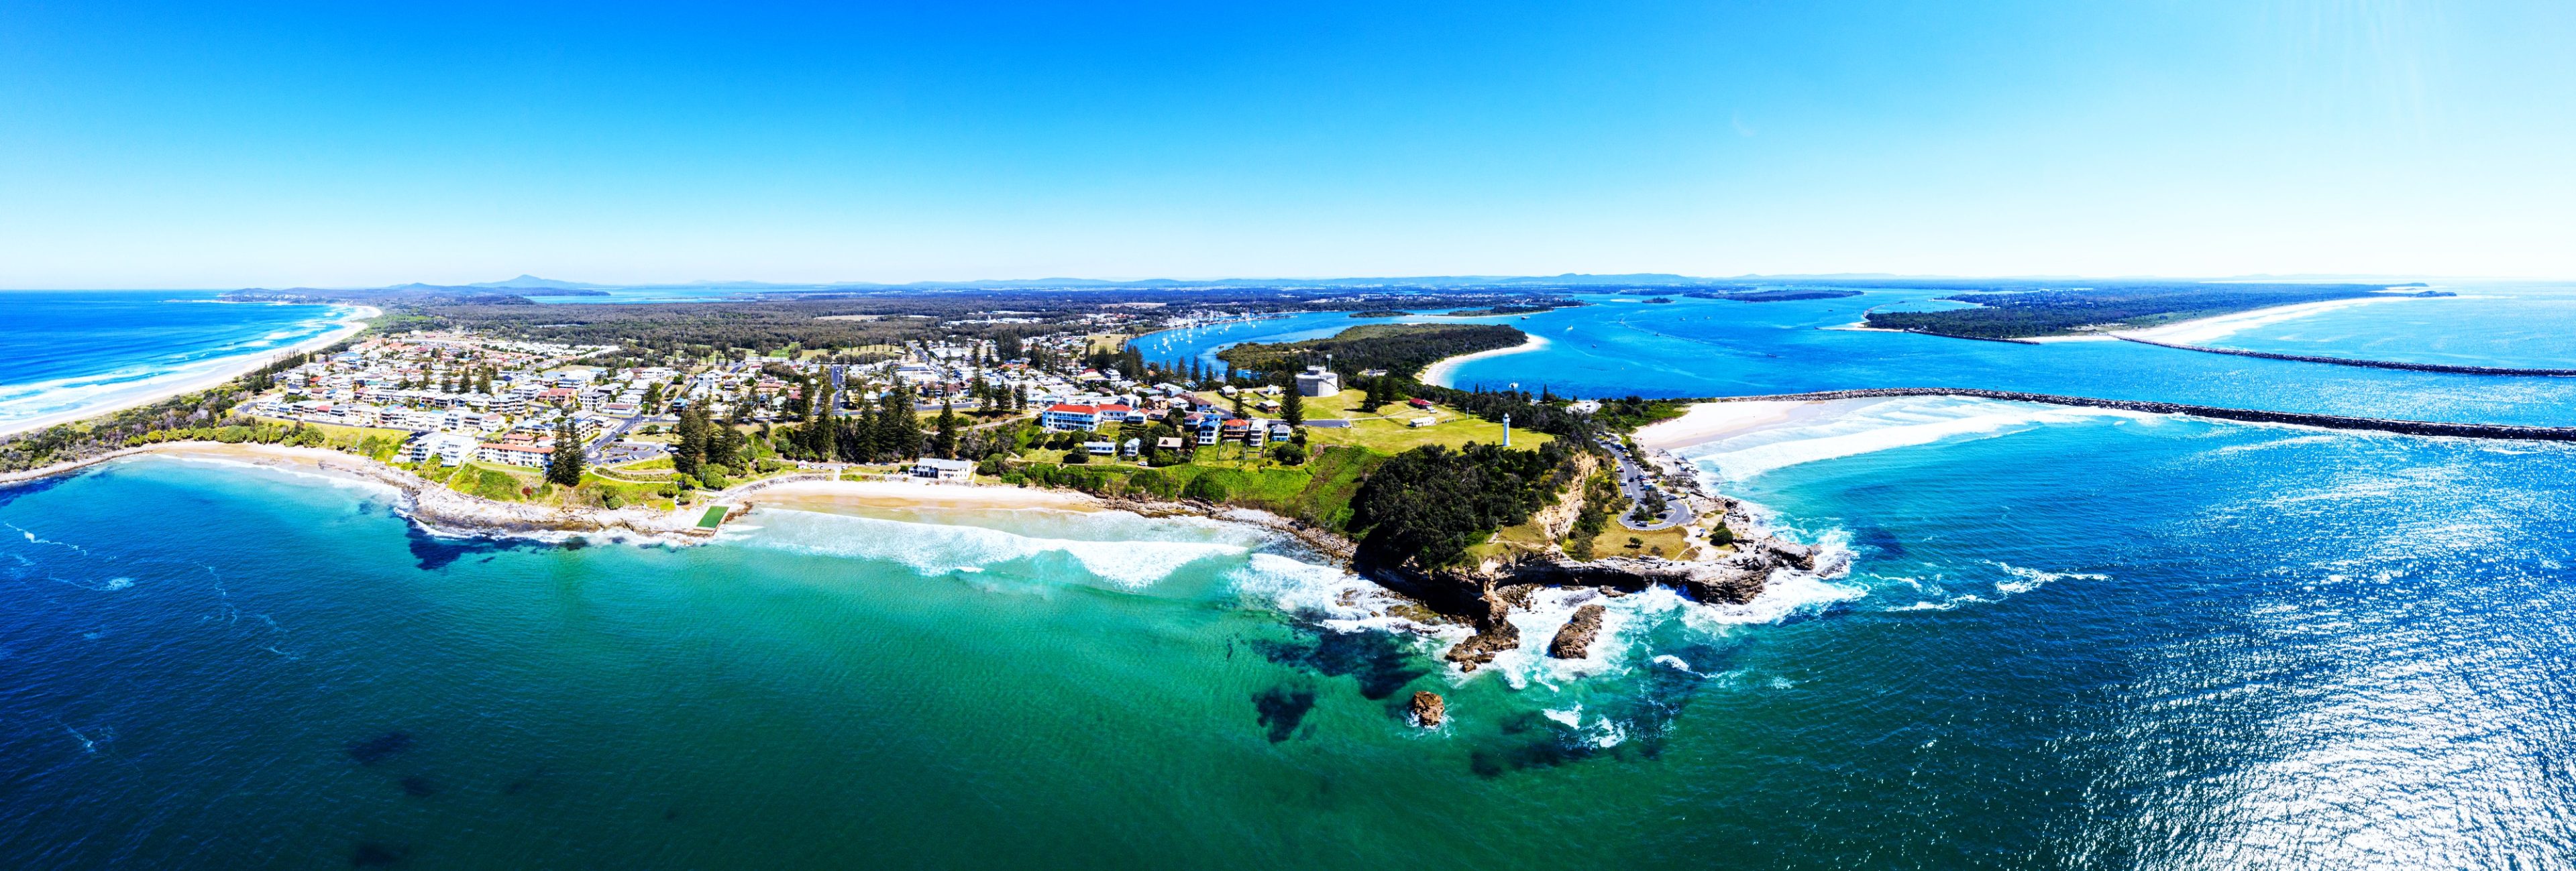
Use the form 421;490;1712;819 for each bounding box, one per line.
1678;396;2161;480
1991;561;2107;595
745;507;1258;588
0;306;352;432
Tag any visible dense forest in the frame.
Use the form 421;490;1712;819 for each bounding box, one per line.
1348;440;1580;569
1433;301;1582;316
1862;283;2416;339
1216;323;1527;380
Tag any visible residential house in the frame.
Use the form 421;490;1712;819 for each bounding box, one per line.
912;457;974;480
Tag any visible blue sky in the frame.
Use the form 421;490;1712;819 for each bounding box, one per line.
2;0;2571;286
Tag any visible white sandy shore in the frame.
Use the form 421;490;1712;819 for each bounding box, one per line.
1421;333;1550;388
739;477;1103;514
2110;296;2408;345
1633;400;1815;451
0;304;382;439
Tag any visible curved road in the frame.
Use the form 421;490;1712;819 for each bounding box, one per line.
1596;437;1690;531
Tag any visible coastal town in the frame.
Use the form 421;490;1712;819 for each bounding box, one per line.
0;294;1833;691
237;327;1416;492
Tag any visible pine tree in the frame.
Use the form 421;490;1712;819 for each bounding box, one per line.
710;422;747;472
934;401;959;459
879;382;923;459
547;418;586;486
674;406;708;481
805;371;837;459
1281;386;1304;426
850;401;880;461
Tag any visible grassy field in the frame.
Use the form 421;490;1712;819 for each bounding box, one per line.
442;461;537;502
1000;389;1567;536
1307;396;1551;455
1587;525;1691;561
249;416;417;459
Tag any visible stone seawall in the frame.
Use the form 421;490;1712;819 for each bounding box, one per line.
1714;389;2576;442
2114;335;2576;378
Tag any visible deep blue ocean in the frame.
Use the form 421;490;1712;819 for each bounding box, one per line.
0;291;350;434
7;284;2576;868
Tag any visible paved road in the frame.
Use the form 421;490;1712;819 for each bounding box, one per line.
1597;437;1690;531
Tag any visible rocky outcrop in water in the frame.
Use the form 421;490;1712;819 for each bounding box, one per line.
1371;528;1830;669
1442;621;1521;672
1373;536;1821;622
1548;604;1608;659
1408;691;1446;728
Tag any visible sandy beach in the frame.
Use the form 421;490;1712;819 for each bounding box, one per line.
740;477;1102;514
0;303;382;439
2111;296;2409;345
1633;400;1814;451
1421;332;1550;388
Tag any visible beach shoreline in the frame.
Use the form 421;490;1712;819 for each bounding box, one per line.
1421;331;1550;388
1633;400;1816;451
5;441;1360;560
737;477;1107;514
2108;296;2411;345
0;304;382;439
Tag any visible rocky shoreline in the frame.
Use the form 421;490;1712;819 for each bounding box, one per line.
1;441;718;543
1098;493;1359;563
1350;448;1835;670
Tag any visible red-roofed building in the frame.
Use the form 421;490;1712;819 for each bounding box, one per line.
1042;404;1106;431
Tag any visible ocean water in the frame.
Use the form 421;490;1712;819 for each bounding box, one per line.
2205;283;2576;369
0;291;352;433
1139;285;2576;425
9;286;2576;868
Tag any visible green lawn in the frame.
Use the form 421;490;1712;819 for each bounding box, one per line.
1305;407;1548;453
448;462;534;502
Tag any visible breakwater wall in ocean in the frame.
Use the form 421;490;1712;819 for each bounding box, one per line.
1714;389;2576;442
2112;335;2576;377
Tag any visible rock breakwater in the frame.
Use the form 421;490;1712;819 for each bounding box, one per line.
2114;335;2576;378
1713;389;2576;442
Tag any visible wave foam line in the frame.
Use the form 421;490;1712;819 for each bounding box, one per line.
1688;396;2153;479
745;508;1254;588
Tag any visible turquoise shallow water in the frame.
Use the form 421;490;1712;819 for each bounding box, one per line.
8;286;2576;868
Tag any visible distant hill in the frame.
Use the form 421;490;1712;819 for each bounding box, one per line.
463;275;615;291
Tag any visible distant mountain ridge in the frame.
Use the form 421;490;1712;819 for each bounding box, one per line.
229;272;2432;298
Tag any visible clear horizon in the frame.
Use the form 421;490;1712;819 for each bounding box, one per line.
4;1;2573;286
7;272;2569;293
